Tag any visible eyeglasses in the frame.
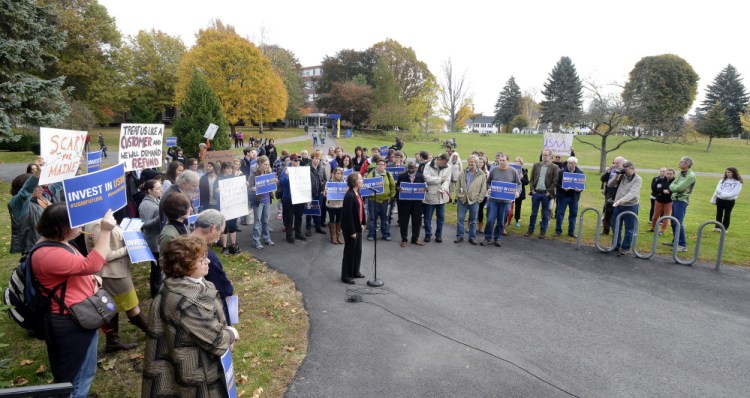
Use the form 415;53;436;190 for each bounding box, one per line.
199;255;209;264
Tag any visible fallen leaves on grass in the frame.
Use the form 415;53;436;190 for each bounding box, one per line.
284;345;296;352
35;364;47;374
13;376;28;386
252;387;264;398
99;358;117;370
20;359;34;366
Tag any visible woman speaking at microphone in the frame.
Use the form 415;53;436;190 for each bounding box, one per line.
341;172;366;284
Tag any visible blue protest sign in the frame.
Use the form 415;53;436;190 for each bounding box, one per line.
250;159;258;168
380;145;389;156
87;151;102;172
562;172;586;190
303;200;321;216
399;182;427;201
254;172;277;195
362;176;384;197
346;129;351;137
62;163;127;228
510;164;522;172
220;350;238;398
489;181;517;201
326;182;347;201
122;230;156;263
225;295;239;325
343;168;353;177
386;166;405;177
166;136;177;147
188;214;198;225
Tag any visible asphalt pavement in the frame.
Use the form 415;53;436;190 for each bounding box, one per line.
242;214;750;398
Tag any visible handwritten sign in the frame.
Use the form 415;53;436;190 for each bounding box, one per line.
303;200;321;216
289;167;312;205
118;124;164;172
39;127;87;185
399;182;427;201
86;150;102;173
254;173;277;195
122;230;156;263
165;136;177;147
203;150;236;168
325;182;347;201
543;132;573;156
562;172;586;190
62;163;127;228
219;176;248;220
362;176;384;197
489;181;517;201
204;123;219;140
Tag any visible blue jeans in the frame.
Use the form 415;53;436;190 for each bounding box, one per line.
484;201;511;241
456;201;479;240
368;200;390;239
671;200;688;247
253;201;271;245
528;192;551;233
71;331;98;398
424;203;445;238
555;195;579;235
611;204;639;250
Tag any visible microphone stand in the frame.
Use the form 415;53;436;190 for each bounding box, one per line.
361;187;384;287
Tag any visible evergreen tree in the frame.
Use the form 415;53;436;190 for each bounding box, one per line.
493;76;522;132
0;0;69;140
131;98;156;123
540;57;583;130
696;102;733;151
700;65;749;135
172;72;229;159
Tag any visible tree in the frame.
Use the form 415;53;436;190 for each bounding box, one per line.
172;72;229;158
440;58;469;132
511;115;529;130
540;56;583;130
622;54;699;134
740;105;750;143
130;98;155;123
695;102;733;151
577;84;634;172
39;0;127;124
454;98;475;132
0;0;69;140
369;58;411;130
59;98;97;131
320;80;373;127
126;29;185;121
316;48;378;114
261;44;305;122
519;92;542;130
175;21;287;135
370;39;436;113
493;76;522;133
699;65;749;135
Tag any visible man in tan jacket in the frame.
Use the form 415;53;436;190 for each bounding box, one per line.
455;155;487;245
525;149;560;239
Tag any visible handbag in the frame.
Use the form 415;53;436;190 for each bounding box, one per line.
68;288;117;330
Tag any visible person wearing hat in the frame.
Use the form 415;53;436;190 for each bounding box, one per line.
279;154;307;243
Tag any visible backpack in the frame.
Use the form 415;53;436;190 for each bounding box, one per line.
4;241;75;339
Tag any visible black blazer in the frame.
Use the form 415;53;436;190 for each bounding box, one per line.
342;189;365;237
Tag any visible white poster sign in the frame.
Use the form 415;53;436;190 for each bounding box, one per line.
118;123;164;172
289;166;312;205
39;127;87;185
219;176;248;220
543;132;574;156
204;123;219;139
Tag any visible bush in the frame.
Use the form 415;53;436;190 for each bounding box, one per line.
0;133;38;152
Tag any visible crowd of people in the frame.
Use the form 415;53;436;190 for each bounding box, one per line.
7;132;744;396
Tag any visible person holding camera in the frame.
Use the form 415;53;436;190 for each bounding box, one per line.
600;156;625;235
608;160;642;256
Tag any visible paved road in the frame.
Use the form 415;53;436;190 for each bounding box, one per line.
242;214;750;397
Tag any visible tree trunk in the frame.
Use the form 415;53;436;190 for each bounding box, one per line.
706;136;713;151
599;135;609;173
230;124;236;135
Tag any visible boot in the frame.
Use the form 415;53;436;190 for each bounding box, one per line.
328;224;336;244
128;312;149;333
105;314;137;353
286;231;295;243
477;222;484;233
335;223;344;244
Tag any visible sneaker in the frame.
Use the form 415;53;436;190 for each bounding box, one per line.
713;227;721;232
677;246;688;252
554;231;562;237
276;213;282;219
255;244;264;250
264;240;275;246
524;231;533;237
494;240;502;247
454;237;464;243
480;239;492;246
515;221;520;227
663;242;674;247
367;236;374;241
424;236;431;243
383;236;392;241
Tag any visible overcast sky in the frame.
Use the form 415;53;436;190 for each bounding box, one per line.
100;0;748;116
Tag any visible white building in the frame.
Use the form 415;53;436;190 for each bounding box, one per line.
462;115;498;134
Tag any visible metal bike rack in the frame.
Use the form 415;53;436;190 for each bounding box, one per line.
633;215;680;260
577;208;727;269
670;220;727;270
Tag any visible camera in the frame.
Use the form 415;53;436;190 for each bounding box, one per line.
617;169;626;175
